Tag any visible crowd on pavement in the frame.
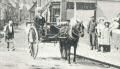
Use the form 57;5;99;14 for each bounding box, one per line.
87;14;120;52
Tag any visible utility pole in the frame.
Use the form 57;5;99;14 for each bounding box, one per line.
94;0;97;22
61;0;67;21
74;0;76;21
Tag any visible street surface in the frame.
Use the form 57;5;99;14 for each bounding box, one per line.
0;23;117;69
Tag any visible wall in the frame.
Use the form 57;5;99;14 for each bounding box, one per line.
97;1;120;19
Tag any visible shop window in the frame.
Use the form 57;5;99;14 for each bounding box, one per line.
67;2;74;9
76;2;96;10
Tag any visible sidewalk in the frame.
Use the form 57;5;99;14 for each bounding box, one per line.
76;32;120;68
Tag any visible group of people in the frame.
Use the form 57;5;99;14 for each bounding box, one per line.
88;16;119;52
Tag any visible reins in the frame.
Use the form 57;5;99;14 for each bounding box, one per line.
72;23;84;39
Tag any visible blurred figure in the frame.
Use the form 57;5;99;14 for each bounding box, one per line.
109;17;119;36
4;20;15;51
110;17;119;30
34;7;46;40
96;17;105;51
87;16;96;50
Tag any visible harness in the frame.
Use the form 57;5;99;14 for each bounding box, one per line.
70;23;84;40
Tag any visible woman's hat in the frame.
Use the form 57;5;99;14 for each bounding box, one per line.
104;20;111;25
97;17;105;21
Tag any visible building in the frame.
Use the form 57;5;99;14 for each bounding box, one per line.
29;0;120;25
29;0;60;23
29;2;37;22
60;0;97;22
0;0;20;30
0;0;10;29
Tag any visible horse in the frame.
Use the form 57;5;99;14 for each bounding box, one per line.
59;19;84;64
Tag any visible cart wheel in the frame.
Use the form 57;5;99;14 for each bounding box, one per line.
28;27;39;59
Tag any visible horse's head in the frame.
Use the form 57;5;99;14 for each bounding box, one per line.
76;20;84;37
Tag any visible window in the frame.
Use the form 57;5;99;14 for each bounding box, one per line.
76;2;96;10
67;2;74;9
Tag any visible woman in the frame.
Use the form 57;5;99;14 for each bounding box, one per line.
98;21;111;52
96;17;105;51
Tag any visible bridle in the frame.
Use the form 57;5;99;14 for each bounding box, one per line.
72;21;84;39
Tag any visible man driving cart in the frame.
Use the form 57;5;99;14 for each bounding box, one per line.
34;7;46;40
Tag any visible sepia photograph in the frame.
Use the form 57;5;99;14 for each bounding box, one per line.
0;0;120;69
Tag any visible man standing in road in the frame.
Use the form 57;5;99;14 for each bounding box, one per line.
34;7;46;40
88;16;97;50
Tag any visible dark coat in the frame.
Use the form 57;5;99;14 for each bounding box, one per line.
88;19;96;34
34;16;45;29
5;25;14;40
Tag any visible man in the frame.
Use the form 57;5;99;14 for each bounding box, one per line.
34;7;46;40
88;16;96;50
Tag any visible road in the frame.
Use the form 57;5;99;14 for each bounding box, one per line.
0;23;117;69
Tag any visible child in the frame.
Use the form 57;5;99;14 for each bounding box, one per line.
4;20;15;51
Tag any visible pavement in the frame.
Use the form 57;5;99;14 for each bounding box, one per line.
0;23;118;69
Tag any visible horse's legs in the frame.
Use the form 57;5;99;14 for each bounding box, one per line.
59;41;63;58
67;46;71;64
64;45;67;60
73;46;77;62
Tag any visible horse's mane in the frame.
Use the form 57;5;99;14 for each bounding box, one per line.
69;18;77;28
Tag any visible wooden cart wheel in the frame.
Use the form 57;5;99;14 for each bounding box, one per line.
28;26;39;59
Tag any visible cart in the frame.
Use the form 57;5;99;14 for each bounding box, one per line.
27;21;69;59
